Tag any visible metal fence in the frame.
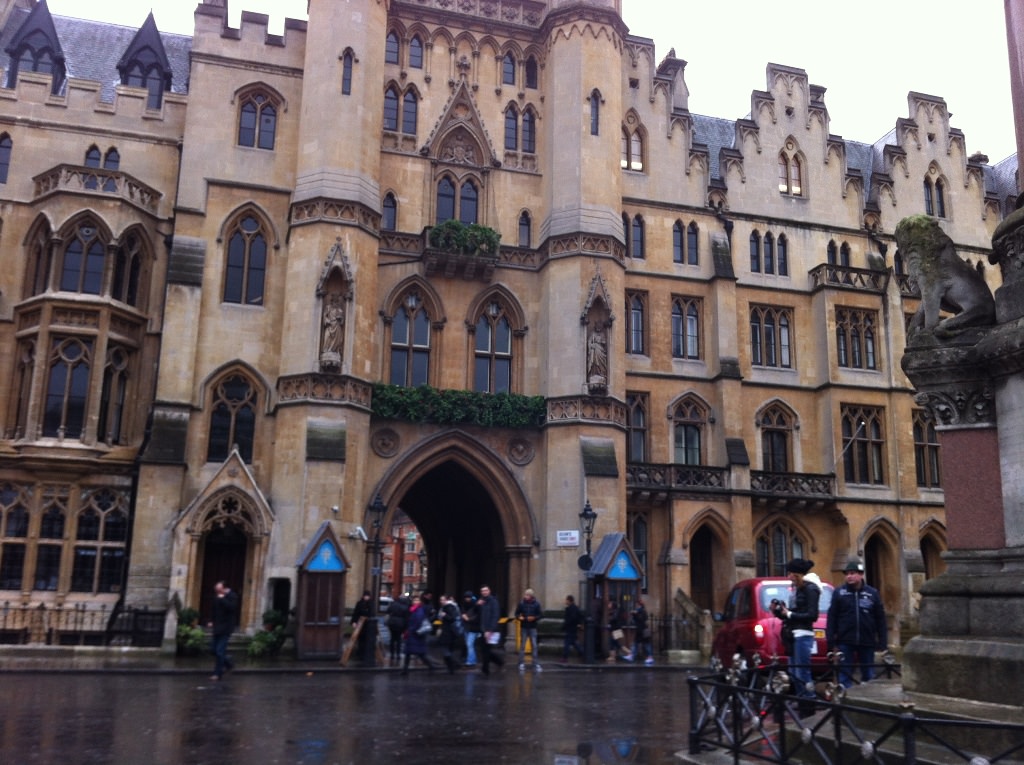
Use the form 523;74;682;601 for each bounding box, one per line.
688;663;1024;764
0;601;166;647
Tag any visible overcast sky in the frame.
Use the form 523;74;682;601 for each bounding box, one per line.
46;0;1018;162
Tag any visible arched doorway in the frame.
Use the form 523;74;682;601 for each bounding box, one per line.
199;522;247;622
395;460;508;601
372;430;536;609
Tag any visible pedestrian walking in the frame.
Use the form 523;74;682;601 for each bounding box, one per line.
772;558;821;712
438;594;464;673
208;580;238;681
826;557;888;687
461;590;481;667
561;594;584;662
401;594;437;674
514;588;543;671
351;590;373;663
477;584;505;675
385;594;411;665
607;600;633;661
632;599;654;665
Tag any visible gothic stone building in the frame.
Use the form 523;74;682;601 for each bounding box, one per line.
0;0;1018;648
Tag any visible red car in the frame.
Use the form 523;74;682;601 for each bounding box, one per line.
711;577;833;670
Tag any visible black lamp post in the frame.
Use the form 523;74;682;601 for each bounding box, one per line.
363;493;386;667
417;547;427;592
578;499;597;664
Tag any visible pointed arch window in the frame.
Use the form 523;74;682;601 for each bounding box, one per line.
750;231;761;272
390;292;431;387
436;177;456;223
43;337;93;439
401;91;418;134
237;91;277;150
409;36;423;69
341;52;354;95
671;296;701;360
525;56;538;89
621;127;644;171
631;215;645;259
473;301;513;393
518;211;531;248
111;231;142;307
924;177;947;217
763;233;775;274
756;521;806;577
504;106;518;151
913;409;941;488
625;290;646;354
672;397;707;465
84;146;102;190
60;222;105;295
0;133;12;184
836;308;878;370
673;221;684;264
521;110;536;154
759;404;793;472
207;374;257;463
7;30;65;94
383;86;399;131
97;345;130;446
590;91;601;136
70;489;128;594
750;305;793;368
459;181;479;225
778;151;802;195
223;214;268;306
382;193;398;231
502;52;516;85
125;60;166;109
841;404;885;485
777;234;788;276
687;222;699;265
385;32;400;64
827;240;838;265
626;392;649;462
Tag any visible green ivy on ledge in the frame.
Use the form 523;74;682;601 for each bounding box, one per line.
427;220;501;256
371;384;545;428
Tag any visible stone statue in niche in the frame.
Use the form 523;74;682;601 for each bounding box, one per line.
320;292;345;370
586;321;608;392
895;214;996;338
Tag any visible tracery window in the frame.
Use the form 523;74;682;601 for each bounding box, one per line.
472;300;513;393
124;59;166;109
207;373;257;463
758;404;794;472
836;308;877;370
924;177;947;217
42;337;92;439
750;305;793;368
621;126;644;171
223;213;268;306
841;404;885;485
778;150;802;195
7;30;65;94
390;291;431;388
70;489;128;593
626;392;649;462
672;396;707;465
671;296;701;360
756;520;807;577
237;91;277;150
913;409;941;488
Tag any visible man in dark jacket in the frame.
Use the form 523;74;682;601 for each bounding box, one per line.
385;595;411;665
461;591;481;666
209;580;238;681
514;588;543;671
477;584;504;675
827;558;887;687
561;594;584;662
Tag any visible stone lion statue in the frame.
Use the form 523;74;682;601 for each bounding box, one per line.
894;215;995;337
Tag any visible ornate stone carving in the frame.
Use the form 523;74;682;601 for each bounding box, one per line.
913;387;994;427
506;437;534;465
371;428;400;458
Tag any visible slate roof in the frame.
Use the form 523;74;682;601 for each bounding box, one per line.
0;4;192;101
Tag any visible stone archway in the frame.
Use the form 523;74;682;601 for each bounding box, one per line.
370;430;537;610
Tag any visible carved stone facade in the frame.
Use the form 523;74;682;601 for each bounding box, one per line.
0;0;1018;649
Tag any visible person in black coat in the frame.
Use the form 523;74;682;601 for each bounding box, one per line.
461;591;481;666
438;594;463;673
208;580;238;681
773;558;821;702
826;558;888;687
477;584;505;675
385;595;411;666
351;590;373;663
561;594;584;662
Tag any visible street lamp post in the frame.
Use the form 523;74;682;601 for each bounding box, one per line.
363;493;386;667
578;499;597;664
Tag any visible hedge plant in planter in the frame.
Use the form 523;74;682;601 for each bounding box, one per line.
176;606;205;656
428;220;500;256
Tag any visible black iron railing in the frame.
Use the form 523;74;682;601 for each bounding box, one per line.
0;601;165;647
688;662;1024;764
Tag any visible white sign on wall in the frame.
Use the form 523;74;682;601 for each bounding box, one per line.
557;530;580;547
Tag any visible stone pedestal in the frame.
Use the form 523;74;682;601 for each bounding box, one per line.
899;209;1024;707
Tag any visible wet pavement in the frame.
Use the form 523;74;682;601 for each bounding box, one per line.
0;664;696;764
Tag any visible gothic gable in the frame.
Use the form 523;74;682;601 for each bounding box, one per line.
422;79;499;168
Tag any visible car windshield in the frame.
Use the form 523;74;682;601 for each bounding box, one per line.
757;581;833;612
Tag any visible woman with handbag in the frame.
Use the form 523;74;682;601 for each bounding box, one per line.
401;593;438;674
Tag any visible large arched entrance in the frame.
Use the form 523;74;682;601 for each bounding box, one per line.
398;461;507;600
372;431;536;609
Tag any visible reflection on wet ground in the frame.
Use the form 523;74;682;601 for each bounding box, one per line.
0;667;694;764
